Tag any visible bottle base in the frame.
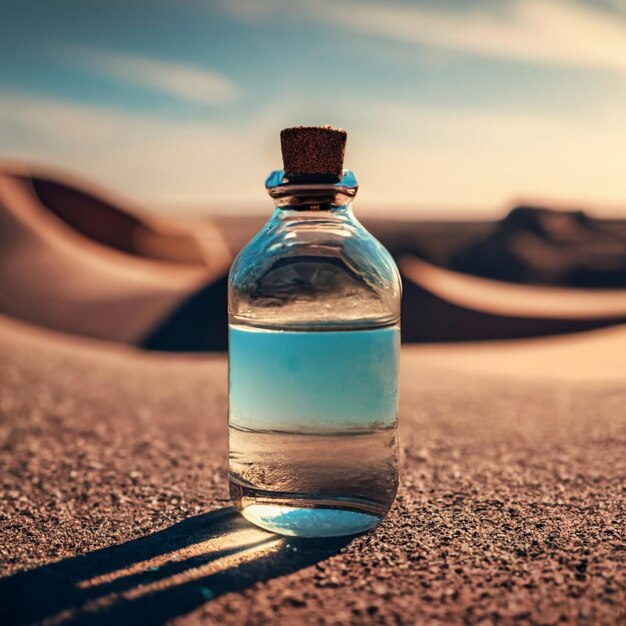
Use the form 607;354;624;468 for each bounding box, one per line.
231;479;387;537
240;502;382;537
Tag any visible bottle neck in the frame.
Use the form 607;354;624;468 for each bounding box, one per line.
275;199;353;213
265;169;358;212
273;202;354;220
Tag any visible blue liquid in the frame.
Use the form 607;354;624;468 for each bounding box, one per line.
228;324;399;537
229;324;399;433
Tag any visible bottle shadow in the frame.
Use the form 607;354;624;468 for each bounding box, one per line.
0;507;352;626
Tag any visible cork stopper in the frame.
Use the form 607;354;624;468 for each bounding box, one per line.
280;125;346;183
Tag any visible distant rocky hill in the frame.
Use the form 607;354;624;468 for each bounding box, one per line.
452;206;626;288
214;206;626;289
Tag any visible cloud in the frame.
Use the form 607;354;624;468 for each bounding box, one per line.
1;91;625;213
72;49;240;105
335;0;626;74
346;99;626;212
0;92;273;207
225;0;626;76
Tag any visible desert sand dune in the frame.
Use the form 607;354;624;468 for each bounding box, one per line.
401;255;626;342
0;164;230;343
402;255;626;318
2;165;625;351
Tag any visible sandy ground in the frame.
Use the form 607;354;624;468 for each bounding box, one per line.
0;316;624;625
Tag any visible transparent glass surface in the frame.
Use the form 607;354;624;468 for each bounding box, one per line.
228;171;401;537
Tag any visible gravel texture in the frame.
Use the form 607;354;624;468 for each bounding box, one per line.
0;318;624;625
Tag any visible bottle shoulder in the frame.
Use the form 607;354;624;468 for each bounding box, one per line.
228;210;401;329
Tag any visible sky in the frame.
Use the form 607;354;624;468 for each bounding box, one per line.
1;0;626;216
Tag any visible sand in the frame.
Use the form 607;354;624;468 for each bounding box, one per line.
0;316;624;625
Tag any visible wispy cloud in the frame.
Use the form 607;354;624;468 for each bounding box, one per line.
324;0;626;74
2;90;626;212
72;49;240;105
225;0;626;75
0;91;279;206
348;99;626;211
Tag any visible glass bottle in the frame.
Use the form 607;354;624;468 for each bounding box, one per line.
228;133;401;538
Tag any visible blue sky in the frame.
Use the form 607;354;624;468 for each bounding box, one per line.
1;0;626;215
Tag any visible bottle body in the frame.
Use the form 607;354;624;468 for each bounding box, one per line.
228;172;401;537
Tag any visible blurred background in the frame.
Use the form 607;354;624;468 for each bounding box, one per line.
1;0;626;350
